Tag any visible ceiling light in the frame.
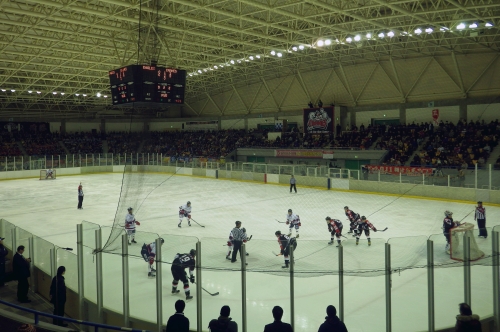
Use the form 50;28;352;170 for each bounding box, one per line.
270;50;276;56
214;65;218;69
457;23;466;30
425;28;433;33
414;28;422;35
230;60;235;64
104;95;108;98
317;40;324;47
220;65;224;68
203;69;207;72
82;94;87;97
36;91;41;94
325;39;332;46
249;56;254;60
11;89;16;92
60;92;65;95
96;92;101;97
354;35;361;41
75;94;80;96
366;33;372;39
237;60;241;63
209;68;213;70
52;92;57;95
485;22;493;27
256;55;261;59
28;90;32;93
1;89;6;92
346;37;352;43
298;45;304;50
440;27;449;31
198;70;202;73
378;32;385;38
188;74;193;76
292;46;298;51
469;23;477;28
335;39;340;43
277;52;283;57
387;31;395;37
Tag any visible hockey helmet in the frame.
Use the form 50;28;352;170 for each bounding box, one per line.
235;220;242;225
242;227;246;233
189;249;196;256
127;207;133;212
288;209;292;213
344;206;349;210
361;216;367;221
477;201;483;205
325;216;332;221
444;210;453;217
275;230;282;236
159;238;165;244
187;201;191;205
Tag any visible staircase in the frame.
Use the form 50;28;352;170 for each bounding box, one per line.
102;140;109;154
59;141;70;155
405;136;430;166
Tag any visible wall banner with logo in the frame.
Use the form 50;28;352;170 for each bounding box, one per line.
303;106;334;134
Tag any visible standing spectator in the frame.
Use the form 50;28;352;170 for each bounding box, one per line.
263;306;293;332
50;266;67;327
208;305;238;332
77;183;84;209
290;175;297;193
13;245;31;303
475;201;487;238
455;303;481;332
0;237;7;287
318;305;347;332
230;221;247;264
166;300;189;332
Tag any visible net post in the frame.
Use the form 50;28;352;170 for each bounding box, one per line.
155;237;163;332
493;230;500;330
241;243;247;332
385;242;391;332
290;242;295;332
427;239;435;332
122;234;130;327
196;241;202;332
76;224;84;321
338;243;344;321
95;228;103;323
464;233;471;305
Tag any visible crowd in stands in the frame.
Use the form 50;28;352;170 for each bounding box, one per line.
106;131;142;154
0;131;22;156
17;132;65;157
377;123;430;166
62;132;103;154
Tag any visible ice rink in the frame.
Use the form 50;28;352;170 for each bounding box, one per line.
1;172;498;332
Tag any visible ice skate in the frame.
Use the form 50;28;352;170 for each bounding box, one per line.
188;222;191;226
282;262;289;268
148;272;156;278
185;291;193;300
226;256;231;260
295;234;299;239
336;242;342;247
171;287;180;294
131;239;137;244
356;238;359;245
178;223;181;228
245;252;249;256
348;230;353;234
328;240;334;245
368;240;371;246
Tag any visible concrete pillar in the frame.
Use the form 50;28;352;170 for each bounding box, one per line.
100;119;105;135
349;109;356;130
459;101;467;122
399;104;407;125
143;121;149;133
339;106;348;133
60;119;66;135
244;118;249;132
218;117;222;130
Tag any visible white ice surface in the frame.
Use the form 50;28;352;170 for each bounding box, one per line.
1;173;497;332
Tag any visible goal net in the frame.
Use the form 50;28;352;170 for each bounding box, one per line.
450;222;484;261
40;169;56;180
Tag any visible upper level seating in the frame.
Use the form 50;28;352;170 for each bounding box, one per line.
62;132;103;154
106;132;142;154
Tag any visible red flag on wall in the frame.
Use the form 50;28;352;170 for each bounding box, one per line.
432;109;439;126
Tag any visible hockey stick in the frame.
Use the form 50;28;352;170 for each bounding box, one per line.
222;235;253;246
272;251;282;256
275;219;286;224
377;227;388;232
194;282;219;296
189;218;205;228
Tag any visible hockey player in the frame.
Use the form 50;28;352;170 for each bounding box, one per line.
326;217;343;247
443;210;461;254
226;227;249;260
286;209;301;238
46;169;54;179
140;238;164;278
354;216;377;246
125;207;140;245
344;206;360;234
275;230;297;268
475;201;487;238
171;249;196;300
178;201;192;228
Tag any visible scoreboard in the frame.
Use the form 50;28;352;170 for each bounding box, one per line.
109;65;186;105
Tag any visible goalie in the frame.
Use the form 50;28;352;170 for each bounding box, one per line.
45;168;55;179
443;210;460;254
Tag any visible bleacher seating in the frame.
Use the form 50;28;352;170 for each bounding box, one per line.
18;132;65;157
106;132;142;154
62;132;103;154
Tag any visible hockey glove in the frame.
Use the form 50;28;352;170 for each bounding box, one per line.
135;221;141;226
373;228;377;232
188;214;191;219
227;241;232;246
298;222;301;226
286;221;289;225
189;275;195;284
184;213;188;217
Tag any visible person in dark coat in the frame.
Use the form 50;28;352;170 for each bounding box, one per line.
263;306;293;332
208;305;238;332
77;183;84;209
455;303;482;332
166;300;189;332
0;237;8;287
50;266;67;327
318;305;348;332
12;245;31;303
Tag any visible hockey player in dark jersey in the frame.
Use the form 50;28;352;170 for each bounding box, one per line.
326;217;343;247
171;249;196;300
354;216;377;246
275;231;297;268
443;211;461;254
344;206;360;234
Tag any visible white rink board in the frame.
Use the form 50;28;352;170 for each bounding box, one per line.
266;174;279;183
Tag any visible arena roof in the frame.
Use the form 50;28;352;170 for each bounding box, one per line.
0;0;499;119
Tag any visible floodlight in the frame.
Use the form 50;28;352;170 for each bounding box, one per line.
52;92;57;95
249;56;254;60
214;65;218;69
28;90;32;93
82;94;87;97
317;40;324;47
36;91;41;94
75;94;80;96
485;22;493;27
378;32;385;38
277;52;283;57
298;45;304;50
354;35;361;41
325;39;331;45
457;23;466;30
387;31;395;37
270;50;276;55
366;33;372;39
469;23;477;28
96;92;101;97
1;89;5;92
292;46;298;51
346;37;352;43
425;28;433;33
256;55;261;58
198;69;202;73
414;28;422;35
11;89;16;92
60;92;65;95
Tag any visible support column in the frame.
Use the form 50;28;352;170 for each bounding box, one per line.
196;242;202;332
385;243;392;332
60;119;66;135
290;243;295;331
95;228;103;324
244;118;249;132
493;230;500;330
427;240;435;332
459;100;467;122
155;238;163;332
100;119;106;135
349;109;356;130
399;104;407;125
241;244;247;332
338;244;344;321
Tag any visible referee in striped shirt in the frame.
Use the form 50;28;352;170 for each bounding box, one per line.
475;201;487;238
231;221;247;263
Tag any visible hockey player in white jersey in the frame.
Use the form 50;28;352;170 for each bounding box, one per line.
125;207;140;245
141;238;164;277
286;209;301;238
226;227;250;260
178;201;192;227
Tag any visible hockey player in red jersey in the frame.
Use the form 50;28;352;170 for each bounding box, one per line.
326;217;343;247
354;216;377;246
344;206;360;234
141;238;164;278
275;231;297;268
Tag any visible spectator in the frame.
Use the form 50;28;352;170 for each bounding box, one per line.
50;266;67;327
17;324;36;332
263;306;293;332
208;305;238;332
166;300;189;332
0;237;7;287
318;305;347;332
455;303;481;332
13;245;31;303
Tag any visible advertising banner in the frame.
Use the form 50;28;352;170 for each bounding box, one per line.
275;149;324;158
366;165;433;176
303;106;334;134
185;120;218;131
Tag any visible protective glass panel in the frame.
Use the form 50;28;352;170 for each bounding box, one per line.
33;235;54;275
16;227;33;263
1;218;16;250
101;226;124;314
82;220;100;302
57;249;78;291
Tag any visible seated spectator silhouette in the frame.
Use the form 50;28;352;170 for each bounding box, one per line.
17;324;36;332
208;305;237;332
166;299;189;332
318;305;347;332
455;303;481;332
264;306;293;332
